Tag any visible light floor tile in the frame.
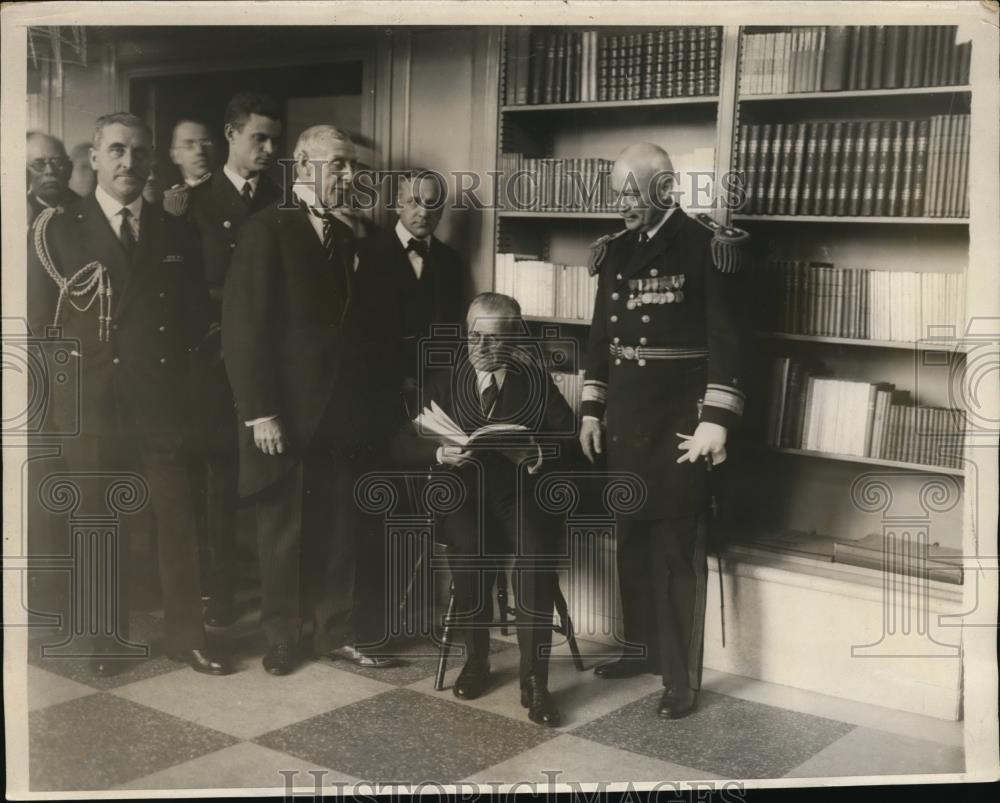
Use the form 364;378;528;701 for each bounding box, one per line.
701;668;964;748
464;733;724;785
118;741;360;791
784;726;965;778
112;660;394;739
28;664;95;712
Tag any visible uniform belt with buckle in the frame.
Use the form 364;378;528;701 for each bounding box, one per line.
609;344;709;362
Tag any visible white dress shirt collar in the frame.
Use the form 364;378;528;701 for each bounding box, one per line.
94;184;143;230
185;172;212;188
641;205;676;241
476;368;507;395
223;163;259;196
395;219;431;250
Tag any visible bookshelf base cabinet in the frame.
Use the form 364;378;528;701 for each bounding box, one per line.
565;533;963;721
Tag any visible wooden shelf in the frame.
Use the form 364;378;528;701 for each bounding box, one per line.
767;446;965;477
498;210;622;220
738;85;971;103
733;214;969;225
524;315;590;326
502;96;719;113
756;332;970;353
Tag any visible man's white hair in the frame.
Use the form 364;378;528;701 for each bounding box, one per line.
294;125;353;159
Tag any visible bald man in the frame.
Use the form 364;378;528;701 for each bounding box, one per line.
26;132;77;226
580;142;749;719
223;124;395;675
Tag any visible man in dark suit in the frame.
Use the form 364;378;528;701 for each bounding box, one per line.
27;112;231;678
164;95;284;628
580;143;748;719
223;124;397;676
357;168;465;393
26;131;78;227
393;293;579;727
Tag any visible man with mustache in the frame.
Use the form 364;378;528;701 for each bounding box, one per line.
27;112;231;678
164;94;283;629
26;131;77;227
223;124;396;676
580;142;749;719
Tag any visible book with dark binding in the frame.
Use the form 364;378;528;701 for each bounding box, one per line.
821;26;850;91
836;121;857;216
924;25;941;87
825;121;845;216
869;26;886;90
757;123;773;215
845;26;860;90
857;25;872;90
543;32;558;103
848;120;868;216
911;26;928;87
744;124;761;213
800;122;817;216
873;120;894;217
788;122;807;216
884;26;902;88
766;122;786;215
860;120;880;216
910;118;930;216
902;27;917;88
812;121;832;216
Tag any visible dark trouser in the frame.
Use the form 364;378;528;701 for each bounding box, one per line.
191;360;240;606
60;432;205;655
616;514;708;692
443;465;559;684
254;445;387;654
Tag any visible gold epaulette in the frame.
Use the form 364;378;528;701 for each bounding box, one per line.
162;183;191;217
587;228;630;276
694;212;750;274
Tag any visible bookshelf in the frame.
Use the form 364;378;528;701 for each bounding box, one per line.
492;22;978;718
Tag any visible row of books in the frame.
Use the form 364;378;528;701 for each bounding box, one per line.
494;254;599;321
498;153;615;212
736;115;970;217
551;370;586;418
767;359;964;469
503;27;721;105
740;26;971;95
761;261;966;342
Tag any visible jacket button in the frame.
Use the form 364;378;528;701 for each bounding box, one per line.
616;273;622;280
614;358;621;366
611;435;619;443
112;323;119;331
612;336;620;344
639;337;648;345
112;357;120;365
610;315;618;323
229;242;236;249
158;325;166;332
637;359;646;367
611;292;619;301
649;268;659;277
159;292;166;299
641;314;650;323
159;357;167;364
223;220;232;229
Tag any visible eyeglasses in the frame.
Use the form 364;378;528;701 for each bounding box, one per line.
28;158;68;173
467;332;506;348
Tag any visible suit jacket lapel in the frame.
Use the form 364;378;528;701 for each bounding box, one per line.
618;207;688;287
115;201;161;319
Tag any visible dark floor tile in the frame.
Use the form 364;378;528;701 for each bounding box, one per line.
256;687;555;782
29;693;238;791
320;636;516;687
574;689;855;779
27;612;185;691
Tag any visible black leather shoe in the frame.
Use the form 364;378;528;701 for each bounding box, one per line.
658;687;697;719
594;657;652;680
329;645;396;668
89;658;124;678
453;659;490;699
522;673;561;727
170;649;233;676
204;599;238;628
262;643;296;676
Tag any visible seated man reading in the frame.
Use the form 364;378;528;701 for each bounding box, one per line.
393;292;580;726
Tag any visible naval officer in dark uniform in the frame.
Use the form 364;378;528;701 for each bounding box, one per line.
27;112;231;677
580;142;748;719
163;93;283;628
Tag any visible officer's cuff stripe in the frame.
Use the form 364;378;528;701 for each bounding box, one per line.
704;385;745;416
582;381;607;405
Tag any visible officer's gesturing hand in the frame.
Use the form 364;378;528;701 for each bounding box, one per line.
676;421;727;465
253;418;286;456
580;417;604;464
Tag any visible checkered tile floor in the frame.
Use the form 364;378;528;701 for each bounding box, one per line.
25;607;965;792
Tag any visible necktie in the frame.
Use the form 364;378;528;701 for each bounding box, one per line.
241;181;253;206
119;207;136;258
406;238;429;260
321;214;355;268
481;373;500;419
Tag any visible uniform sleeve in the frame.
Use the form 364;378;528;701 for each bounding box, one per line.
221;218;281;422
582;264;610;420
175;219;213;352
700;233;749;430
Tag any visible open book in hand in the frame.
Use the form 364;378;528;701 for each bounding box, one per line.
414;401;538;465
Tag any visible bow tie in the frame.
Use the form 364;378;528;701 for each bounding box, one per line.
406;238;430;259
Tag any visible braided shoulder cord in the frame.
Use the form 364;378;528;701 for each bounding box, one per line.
33;207;113;342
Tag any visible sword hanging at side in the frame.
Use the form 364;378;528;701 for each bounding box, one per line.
705;454;726;648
